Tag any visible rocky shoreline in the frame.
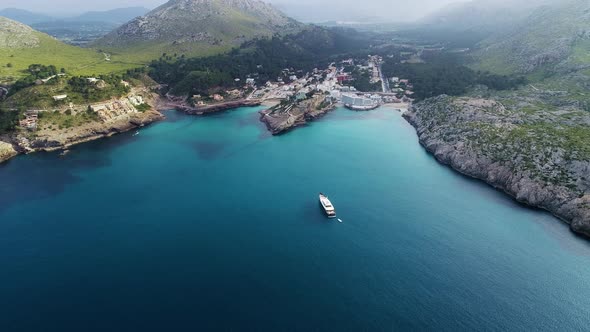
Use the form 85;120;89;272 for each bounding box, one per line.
158;96;261;115
0;93;165;164
259;96;336;135
403;95;590;238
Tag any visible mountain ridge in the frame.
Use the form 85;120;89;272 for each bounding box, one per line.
473;0;590;76
92;0;303;62
0;8;52;25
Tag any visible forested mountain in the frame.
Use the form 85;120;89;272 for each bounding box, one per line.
150;26;369;96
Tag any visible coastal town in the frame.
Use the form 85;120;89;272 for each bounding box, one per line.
175;55;414;134
1;55;415;162
190;55;413;109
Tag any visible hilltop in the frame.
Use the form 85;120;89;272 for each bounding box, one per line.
93;0;303;62
0;17;142;83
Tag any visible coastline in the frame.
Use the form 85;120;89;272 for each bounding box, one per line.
0;93;165;164
403;97;590;238
158;96;262;115
259;98;336;135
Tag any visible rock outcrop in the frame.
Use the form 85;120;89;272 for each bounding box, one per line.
404;95;590;237
182;99;261;115
23;110;163;152
259;95;335;135
0;17;40;48
3;91;165;162
94;0;302;50
0;140;17;163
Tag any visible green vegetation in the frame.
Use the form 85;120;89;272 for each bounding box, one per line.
469;0;590;77
150;27;370;96
349;67;380;92
8;64;59;94
382;55;526;100
96;42;231;67
0;107;19;134
92;0;303;63
5;72;131;110
38;108;100;130
66;75;130;103
135;103;151;112
0;33;141;84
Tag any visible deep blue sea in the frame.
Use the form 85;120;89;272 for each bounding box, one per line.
1;106;590;331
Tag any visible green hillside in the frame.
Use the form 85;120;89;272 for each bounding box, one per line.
92;0;303;63
472;0;590;78
0;17;142;84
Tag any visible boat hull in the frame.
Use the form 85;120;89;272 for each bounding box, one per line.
319;194;337;218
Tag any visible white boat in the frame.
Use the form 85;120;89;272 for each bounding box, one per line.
319;193;336;218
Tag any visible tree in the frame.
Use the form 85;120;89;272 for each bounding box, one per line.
6;63;12;68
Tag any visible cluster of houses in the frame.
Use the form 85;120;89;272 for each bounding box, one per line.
19;111;39;130
187;56;414;110
192;90;244;105
390;77;414;99
90;95;144;122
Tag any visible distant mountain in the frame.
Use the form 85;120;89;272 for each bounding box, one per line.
93;0;303;62
420;0;558;36
69;7;150;25
473;0;590;75
0;8;53;25
0;7;150;26
0;7;151;47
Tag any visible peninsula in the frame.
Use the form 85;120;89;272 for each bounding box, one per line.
404;96;590;237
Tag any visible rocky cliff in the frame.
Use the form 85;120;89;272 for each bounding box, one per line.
259;95;335;135
404;95;590;237
1;91;164;163
0;140;17;163
23;110;163;152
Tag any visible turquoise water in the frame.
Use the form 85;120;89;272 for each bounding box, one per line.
1;107;590;331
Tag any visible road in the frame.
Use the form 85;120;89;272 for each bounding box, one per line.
378;63;390;93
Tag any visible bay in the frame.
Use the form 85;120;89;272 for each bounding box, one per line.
1;106;589;331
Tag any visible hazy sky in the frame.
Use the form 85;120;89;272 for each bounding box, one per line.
1;0;467;22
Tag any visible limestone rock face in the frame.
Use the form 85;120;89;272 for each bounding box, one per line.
259;95;335;135
0;141;17;163
95;0;302;47
0;17;40;48
404;95;590;237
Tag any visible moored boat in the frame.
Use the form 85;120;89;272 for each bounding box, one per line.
319;193;336;218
